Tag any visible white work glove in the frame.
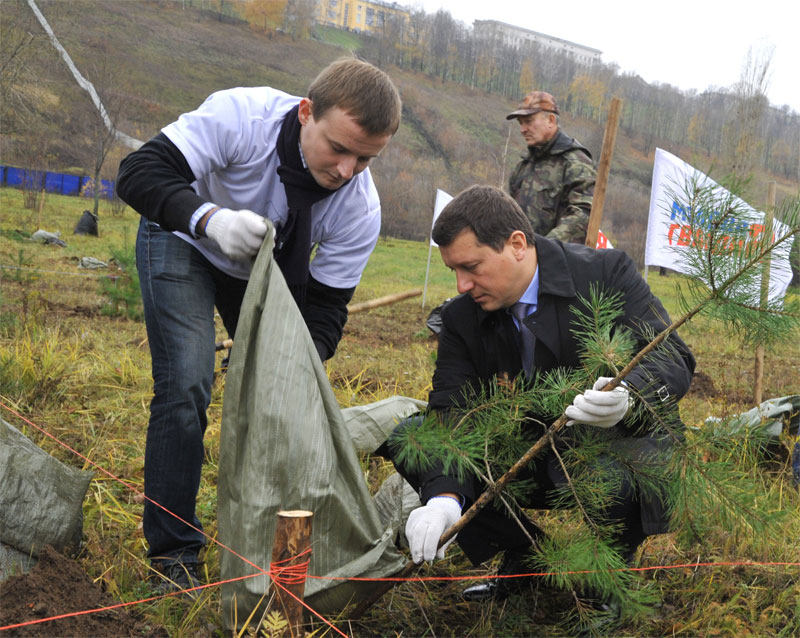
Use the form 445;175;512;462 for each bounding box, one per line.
565;376;631;428
205;208;268;262
405;496;462;564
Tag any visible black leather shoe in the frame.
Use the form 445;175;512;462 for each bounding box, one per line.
152;561;203;599
462;579;500;602
462;551;534;602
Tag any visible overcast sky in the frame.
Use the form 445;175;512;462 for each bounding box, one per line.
410;0;799;113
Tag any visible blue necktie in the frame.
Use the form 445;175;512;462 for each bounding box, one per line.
511;302;535;377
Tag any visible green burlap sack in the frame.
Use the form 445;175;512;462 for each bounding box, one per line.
0;417;93;580
703;395;800;438
341;396;426;454
217;233;411;629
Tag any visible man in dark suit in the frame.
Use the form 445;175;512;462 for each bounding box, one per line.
387;185;695;603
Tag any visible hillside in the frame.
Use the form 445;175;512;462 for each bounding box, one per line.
2;3;800;636
2;0;798;265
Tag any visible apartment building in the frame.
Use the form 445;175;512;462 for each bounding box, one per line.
316;0;409;34
473;20;601;65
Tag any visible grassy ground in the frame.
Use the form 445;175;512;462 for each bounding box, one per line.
1;187;799;637
312;25;364;52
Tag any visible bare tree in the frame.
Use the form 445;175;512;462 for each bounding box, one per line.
0;0;56;212
69;60;128;218
723;44;774;176
0;0;50;136
373;11;406;69
283;0;317;40
429;10;457;83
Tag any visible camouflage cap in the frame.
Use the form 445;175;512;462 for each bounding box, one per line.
506;91;559;120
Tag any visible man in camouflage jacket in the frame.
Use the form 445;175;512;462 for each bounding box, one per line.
507;91;596;244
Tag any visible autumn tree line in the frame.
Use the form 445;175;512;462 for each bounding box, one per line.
240;0;800;273
387;15;798;182
1;0;797;274
229;0;799;182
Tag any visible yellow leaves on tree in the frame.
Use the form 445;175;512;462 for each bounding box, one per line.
519;61;534;96
568;75;607;120
687;113;703;149
244;0;287;35
472;50;494;90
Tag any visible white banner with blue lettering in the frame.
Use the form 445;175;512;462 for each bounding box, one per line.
645;148;794;303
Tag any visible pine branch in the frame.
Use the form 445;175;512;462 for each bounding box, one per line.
435;192;799;563
722;298;800;318
548;437;600;534
351;189;800;620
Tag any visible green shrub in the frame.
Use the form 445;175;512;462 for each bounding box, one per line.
99;242;142;321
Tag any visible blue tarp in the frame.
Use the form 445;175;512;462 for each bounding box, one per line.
0;165;114;199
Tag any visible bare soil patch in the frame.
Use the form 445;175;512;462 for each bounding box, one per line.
687;369;717;398
0;546;167;637
343;301;436;349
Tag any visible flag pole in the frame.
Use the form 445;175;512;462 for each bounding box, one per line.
422;242;434;309
423;189;453;309
422;189;437;309
753;181;776;405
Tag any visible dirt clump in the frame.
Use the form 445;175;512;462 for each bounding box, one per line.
0;546;167;637
687;370;717;398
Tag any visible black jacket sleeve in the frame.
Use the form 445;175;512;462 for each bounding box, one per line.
303;276;355;361
116;133;207;234
610;251;696;411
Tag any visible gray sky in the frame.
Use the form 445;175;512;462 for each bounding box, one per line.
411;0;799;113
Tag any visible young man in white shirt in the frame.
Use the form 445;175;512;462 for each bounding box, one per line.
117;58;401;594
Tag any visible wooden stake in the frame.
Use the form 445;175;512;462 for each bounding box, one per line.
271;510;313;637
37;185;46;229
214;288;424;353
348;288;422;314
585;96;622;248
214;338;234;352
753;181;776;405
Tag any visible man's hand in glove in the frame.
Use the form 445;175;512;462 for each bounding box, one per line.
565;376;631;428
204;208;268;262
405;495;462;564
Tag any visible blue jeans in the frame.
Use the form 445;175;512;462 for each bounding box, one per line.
136;218;249;565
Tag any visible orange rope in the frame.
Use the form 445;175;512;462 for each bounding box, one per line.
269;549;312;586
3;559;798;633
0;572;260;633
0;403;352;636
306;559;800;582
1;400;798;636
0;401;267;575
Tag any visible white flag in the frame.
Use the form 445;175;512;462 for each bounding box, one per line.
646;148;794;304
432;188;613;251
430;189;453;246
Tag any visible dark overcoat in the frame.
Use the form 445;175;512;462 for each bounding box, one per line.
416;236;695;552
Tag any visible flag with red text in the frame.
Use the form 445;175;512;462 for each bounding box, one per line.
646;148;793;303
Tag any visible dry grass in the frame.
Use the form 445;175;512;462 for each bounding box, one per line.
1;187;799;637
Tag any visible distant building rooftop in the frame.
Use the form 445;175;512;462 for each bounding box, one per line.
474;19;601;63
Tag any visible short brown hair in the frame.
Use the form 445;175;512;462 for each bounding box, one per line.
432;185;535;251
308;58;402;136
